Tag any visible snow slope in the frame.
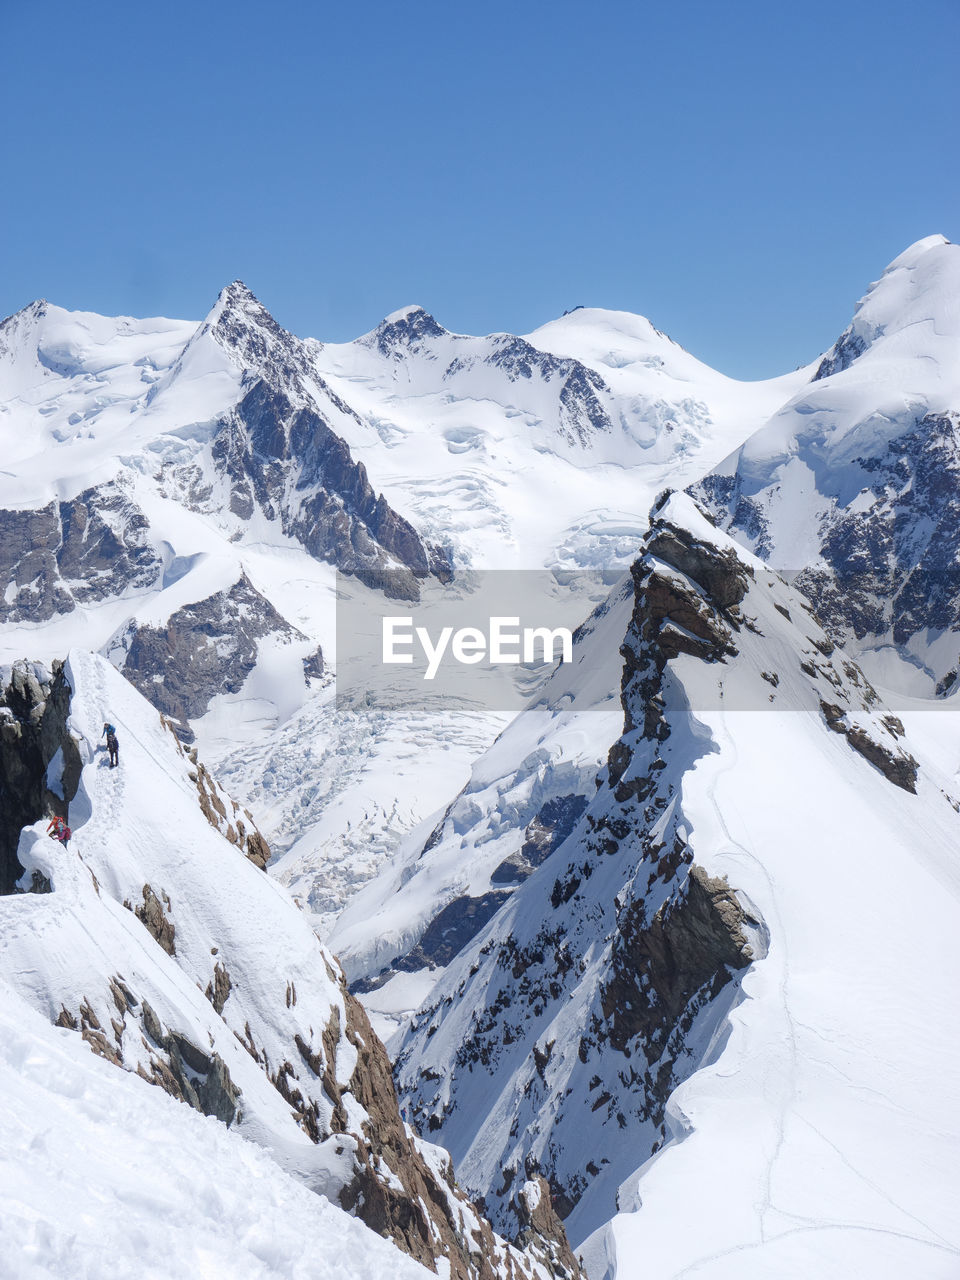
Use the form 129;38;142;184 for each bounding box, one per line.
369;493;960;1277
694;234;960;693
0;652;575;1280
312;305;810;572
0;986;433;1280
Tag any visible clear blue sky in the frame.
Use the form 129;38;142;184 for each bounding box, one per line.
1;0;957;377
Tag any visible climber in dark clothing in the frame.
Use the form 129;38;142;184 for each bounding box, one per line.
102;721;119;768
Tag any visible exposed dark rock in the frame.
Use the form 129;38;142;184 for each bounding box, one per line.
205;961;232;1015
395;891;512;971
491;794;588;886
622;499;751;682
813;325;868;380
0;659;82;894
118;572;302;736
212;379;449;596
302;645;324;682
601;864;756;1057
514;1177;583;1280
327;983;581;1279
366;306;447;356
694;412;960;674
137;998;241;1126
645;523;751;610
135;884;176;955
819;700;918;793
0;484;159;625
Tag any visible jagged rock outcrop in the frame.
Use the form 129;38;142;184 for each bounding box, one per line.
601;864;755;1056
134;883;176;955
0;660;82;893
326;983;580;1280
213;380;446;596
159;715;273;868
393;498;767;1241
820;700;918;792
115;572;303;737
0;482;158;625
514;1178;584;1280
392;492;925;1244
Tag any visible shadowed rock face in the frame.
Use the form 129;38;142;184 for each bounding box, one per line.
601;864;755;1057
491;795;589;887
0;660;82;894
393;891;513;973
395;500;766;1240
117;572;302;739
212;379;448;597
0;484;159;625
328;988;582;1280
693;411;960;682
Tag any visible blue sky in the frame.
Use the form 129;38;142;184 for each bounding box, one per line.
1;0;956;377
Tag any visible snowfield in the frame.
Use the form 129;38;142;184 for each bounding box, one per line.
0;988;432;1280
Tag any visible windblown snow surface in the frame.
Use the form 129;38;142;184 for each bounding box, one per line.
0;989;432;1280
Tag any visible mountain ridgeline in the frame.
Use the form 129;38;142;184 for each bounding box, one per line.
1;238;959;1278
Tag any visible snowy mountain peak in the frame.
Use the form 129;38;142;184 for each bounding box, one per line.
815;233;959;380
530;306;678;352
205;278;272;327
198;279;294;362
883;231;951;271
695;235;960;689
0;297;48;329
365;304;448;355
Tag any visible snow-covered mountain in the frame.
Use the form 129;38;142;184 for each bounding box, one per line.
3;237;960;1280
692;234;960;694
350;491;960;1278
1;984;439;1280
0;652;578;1280
0;283;809;926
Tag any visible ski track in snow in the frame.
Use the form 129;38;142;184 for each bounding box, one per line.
710;719;953;1266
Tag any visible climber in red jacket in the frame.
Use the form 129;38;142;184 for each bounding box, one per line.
46;815;71;845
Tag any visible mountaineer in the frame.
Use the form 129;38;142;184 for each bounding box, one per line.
46;815;71;845
102;721;120;768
